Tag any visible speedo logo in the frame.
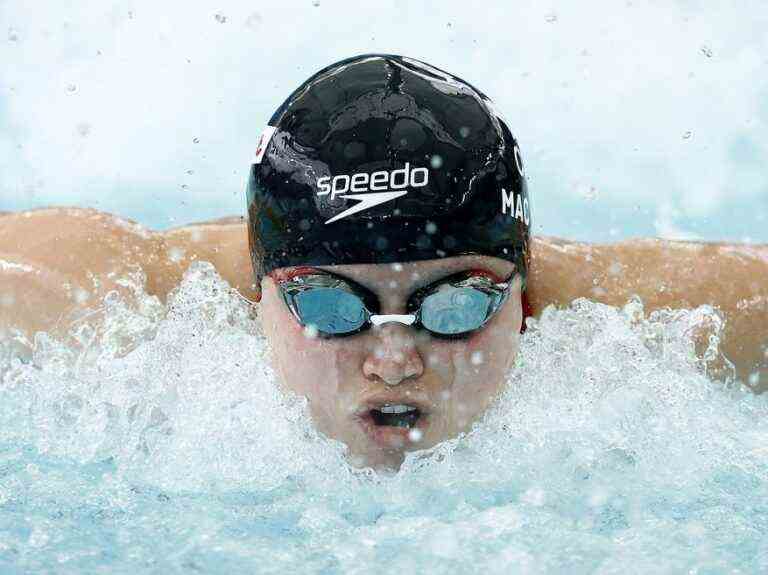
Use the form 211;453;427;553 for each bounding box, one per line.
317;163;429;224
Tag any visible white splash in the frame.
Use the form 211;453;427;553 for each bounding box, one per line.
1;265;766;573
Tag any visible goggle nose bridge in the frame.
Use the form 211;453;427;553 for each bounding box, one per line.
369;314;417;327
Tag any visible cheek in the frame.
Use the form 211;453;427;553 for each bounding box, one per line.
445;299;522;394
465;319;519;371
265;319;364;411
418;336;454;374
261;300;323;395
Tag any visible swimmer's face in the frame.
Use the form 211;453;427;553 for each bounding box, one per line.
258;256;523;470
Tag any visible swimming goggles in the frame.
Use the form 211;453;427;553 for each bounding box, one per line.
275;269;523;339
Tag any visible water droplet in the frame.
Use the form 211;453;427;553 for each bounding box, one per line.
545;13;558;23
430;155;443;169
214;13;227;23
682;131;692;140
312;0;320;6
459;126;471;138
470;351;484;365
391;263;404;272
700;45;713;58
8;28;19;42
408;428;423;442
425;221;438;235
186;169;194;175
74;288;90;305
299;218;311;231
608;262;623;277
245;13;263;29
65;83;77;93
583;186;598;201
168;247;186;263
76;122;91;137
303;325;319;339
192;137;200;144
748;372;760;387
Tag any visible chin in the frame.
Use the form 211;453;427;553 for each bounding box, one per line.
341;424;446;472
347;448;407;472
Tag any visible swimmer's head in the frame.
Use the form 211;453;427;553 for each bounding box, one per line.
247;54;530;469
246;53;530;299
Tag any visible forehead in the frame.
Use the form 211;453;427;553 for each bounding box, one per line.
308;255;515;292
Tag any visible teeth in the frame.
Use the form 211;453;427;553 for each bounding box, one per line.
378;404;416;414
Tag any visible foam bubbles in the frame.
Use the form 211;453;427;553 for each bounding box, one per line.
1;271;767;572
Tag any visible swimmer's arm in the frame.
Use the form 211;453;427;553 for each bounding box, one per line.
0;208;255;342
0;207;168;340
527;237;768;389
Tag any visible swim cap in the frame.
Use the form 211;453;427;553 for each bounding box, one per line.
247;53;530;289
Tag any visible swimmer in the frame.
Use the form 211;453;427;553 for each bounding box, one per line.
1;54;766;469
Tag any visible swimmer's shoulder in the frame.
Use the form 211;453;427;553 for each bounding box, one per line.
527;233;768;317
160;214;257;300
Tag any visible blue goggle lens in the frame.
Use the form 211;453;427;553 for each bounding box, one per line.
294;288;367;335
419;287;494;335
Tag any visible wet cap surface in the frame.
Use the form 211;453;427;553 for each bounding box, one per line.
247;54;530;285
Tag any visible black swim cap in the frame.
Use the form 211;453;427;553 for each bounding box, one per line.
247;53;530;289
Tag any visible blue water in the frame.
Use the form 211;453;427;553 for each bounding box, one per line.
1;262;767;573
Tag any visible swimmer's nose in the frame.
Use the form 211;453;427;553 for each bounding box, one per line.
362;324;424;386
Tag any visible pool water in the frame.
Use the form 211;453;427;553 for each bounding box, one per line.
1;262;767;574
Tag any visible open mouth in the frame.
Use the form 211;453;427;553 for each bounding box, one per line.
357;402;429;449
369;404;422;428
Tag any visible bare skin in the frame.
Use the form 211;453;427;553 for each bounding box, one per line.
2;207;767;467
260;257;523;469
